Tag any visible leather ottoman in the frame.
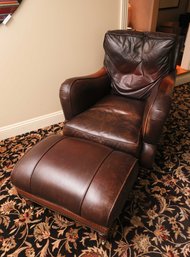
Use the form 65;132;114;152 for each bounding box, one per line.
11;135;138;238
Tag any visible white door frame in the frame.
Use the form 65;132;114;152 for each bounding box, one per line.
181;23;190;70
120;0;128;29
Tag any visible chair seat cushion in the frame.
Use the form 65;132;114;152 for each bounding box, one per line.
64;95;145;157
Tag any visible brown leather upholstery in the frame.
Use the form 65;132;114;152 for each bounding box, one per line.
63;95;145;157
11;135;138;236
60;68;111;120
11;30;178;239
104;30;177;99
60;30;178;168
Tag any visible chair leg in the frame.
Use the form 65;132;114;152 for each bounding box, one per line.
98;221;117;244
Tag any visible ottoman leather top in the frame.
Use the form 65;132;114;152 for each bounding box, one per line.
11;135;138;229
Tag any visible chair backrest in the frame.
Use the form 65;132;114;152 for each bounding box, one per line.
103;30;178;99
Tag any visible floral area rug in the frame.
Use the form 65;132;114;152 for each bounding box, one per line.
0;84;190;257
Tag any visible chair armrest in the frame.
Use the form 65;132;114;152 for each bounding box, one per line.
59;67;111;120
140;73;175;168
142;73;175;144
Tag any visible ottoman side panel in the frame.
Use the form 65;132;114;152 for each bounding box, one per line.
11;135;63;192
81;152;138;227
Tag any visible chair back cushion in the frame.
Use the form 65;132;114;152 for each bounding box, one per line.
103;30;177;99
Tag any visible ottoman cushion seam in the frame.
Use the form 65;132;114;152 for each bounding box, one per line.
79;149;114;216
29;137;65;193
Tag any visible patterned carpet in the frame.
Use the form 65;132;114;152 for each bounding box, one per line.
0;84;190;257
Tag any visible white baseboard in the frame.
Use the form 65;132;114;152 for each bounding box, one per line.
0;110;64;141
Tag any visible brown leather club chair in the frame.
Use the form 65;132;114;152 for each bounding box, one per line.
60;30;179;169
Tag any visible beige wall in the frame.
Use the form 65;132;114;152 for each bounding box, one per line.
0;0;120;128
